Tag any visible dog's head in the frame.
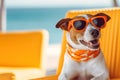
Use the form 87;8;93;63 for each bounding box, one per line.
56;13;111;49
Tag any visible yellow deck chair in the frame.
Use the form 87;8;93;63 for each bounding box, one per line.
0;30;49;80
32;7;120;80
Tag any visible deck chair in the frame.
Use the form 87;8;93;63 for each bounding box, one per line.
0;30;49;80
32;7;120;80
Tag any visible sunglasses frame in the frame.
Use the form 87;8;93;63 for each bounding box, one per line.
68;16;107;32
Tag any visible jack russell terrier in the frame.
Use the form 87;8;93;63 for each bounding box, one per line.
56;13;111;80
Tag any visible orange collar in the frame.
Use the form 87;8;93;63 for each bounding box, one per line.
67;43;100;62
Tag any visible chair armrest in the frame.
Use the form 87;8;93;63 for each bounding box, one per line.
31;75;120;80
0;73;15;80
31;74;58;80
111;78;120;80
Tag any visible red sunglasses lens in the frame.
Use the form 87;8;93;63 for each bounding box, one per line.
73;20;86;30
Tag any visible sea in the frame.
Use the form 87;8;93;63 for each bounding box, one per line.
7;7;111;44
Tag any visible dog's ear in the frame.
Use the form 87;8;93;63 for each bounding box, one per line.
95;13;111;22
56;18;72;31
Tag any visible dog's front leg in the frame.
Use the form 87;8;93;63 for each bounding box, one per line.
88;53;110;80
58;73;68;80
90;72;109;80
58;54;80;80
58;54;70;80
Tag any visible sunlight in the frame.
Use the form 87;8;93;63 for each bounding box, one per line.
6;0;112;8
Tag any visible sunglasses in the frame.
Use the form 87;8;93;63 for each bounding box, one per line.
68;16;107;32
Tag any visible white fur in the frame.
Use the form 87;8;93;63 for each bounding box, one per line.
58;15;109;80
59;33;109;80
66;33;89;50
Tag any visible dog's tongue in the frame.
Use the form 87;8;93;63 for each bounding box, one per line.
80;39;99;48
89;39;99;46
80;40;89;46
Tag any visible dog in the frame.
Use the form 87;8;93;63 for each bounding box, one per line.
56;13;111;80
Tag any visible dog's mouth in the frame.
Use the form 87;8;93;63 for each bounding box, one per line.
80;39;100;49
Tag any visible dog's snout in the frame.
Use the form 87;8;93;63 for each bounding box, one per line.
90;29;99;38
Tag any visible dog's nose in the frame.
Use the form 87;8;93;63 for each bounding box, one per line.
90;29;99;38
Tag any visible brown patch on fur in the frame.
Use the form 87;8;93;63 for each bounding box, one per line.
69;14;92;44
56;18;72;31
74;14;93;19
73;16;85;19
94;13;111;21
69;27;84;44
86;14;93;18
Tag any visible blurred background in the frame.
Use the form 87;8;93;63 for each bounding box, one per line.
5;0;120;75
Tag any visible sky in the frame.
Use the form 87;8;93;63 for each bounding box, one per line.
6;0;114;8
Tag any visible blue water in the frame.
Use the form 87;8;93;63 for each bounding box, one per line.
7;7;111;44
